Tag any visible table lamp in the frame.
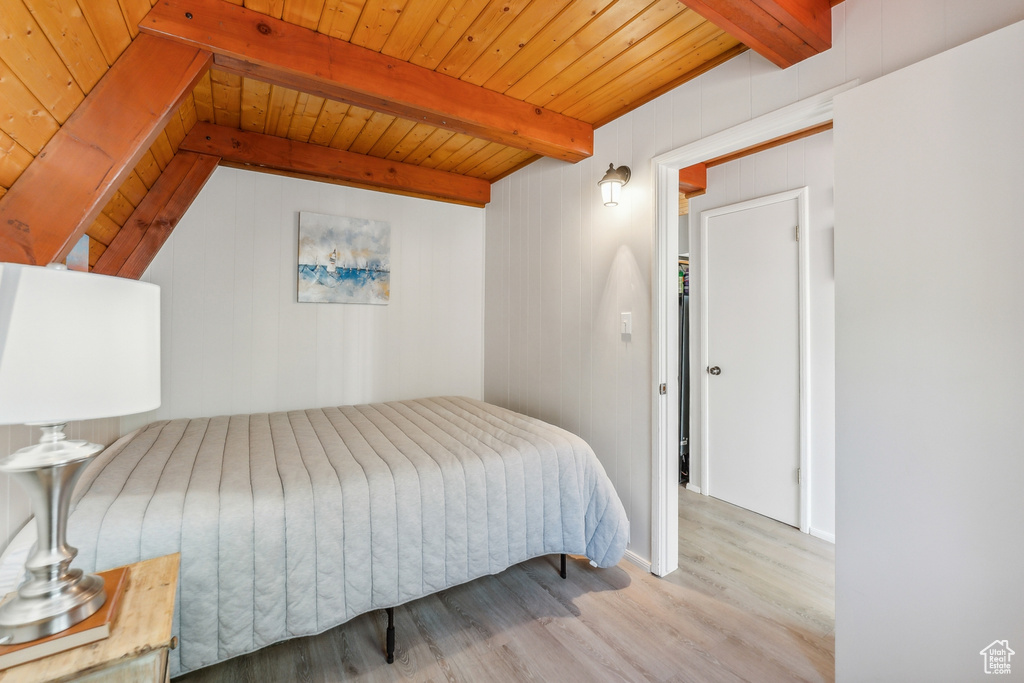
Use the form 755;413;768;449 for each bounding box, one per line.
0;262;160;644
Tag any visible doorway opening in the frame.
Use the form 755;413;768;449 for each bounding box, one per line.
648;82;854;577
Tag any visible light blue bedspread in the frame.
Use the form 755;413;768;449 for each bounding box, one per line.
67;397;629;676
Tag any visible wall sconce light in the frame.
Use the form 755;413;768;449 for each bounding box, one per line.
598;163;631;207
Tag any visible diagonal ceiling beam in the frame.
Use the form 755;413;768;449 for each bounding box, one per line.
141;0;593;163
0;34;212;265
680;0;832;68
180;123;491;207
94;150;220;279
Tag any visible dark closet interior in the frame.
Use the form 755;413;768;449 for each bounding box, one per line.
679;257;689;485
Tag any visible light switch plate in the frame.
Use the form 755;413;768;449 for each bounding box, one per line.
620;312;632;336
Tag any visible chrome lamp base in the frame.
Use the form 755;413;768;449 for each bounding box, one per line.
0;424;107;645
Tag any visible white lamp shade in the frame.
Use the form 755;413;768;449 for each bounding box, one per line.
0;263;161;425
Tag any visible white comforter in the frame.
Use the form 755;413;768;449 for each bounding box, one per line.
66;397;629;676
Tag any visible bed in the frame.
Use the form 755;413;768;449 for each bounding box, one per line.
39;396;629;676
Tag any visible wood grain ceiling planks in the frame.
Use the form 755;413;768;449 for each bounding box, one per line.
143;0;595;162
0;0;799;272
183;66;525;181
0;0;85;124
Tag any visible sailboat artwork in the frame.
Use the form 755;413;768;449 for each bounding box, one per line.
297;212;391;304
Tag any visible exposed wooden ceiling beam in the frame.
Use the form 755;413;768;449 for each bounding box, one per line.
678;163;708;197
94;151;220;279
705;121;832;166
678;122;831;212
141;0;593;163
679;0;832;68
180;123;491;207
0;35;212;265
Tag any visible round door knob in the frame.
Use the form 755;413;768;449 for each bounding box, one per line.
708;366;721;375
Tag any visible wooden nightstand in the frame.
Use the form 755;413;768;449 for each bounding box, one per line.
0;554;179;683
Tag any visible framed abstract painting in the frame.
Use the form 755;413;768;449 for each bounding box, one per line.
297;212;391;304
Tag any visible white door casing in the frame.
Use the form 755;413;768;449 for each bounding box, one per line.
700;189;810;529
649;81;854;576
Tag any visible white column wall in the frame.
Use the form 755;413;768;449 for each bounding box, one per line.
834;19;1024;681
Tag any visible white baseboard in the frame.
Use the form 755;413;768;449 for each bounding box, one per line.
809;527;835;544
685;482;702;494
623;549;652;573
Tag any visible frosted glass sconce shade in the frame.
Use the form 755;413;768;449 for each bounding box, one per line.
598;163;631;206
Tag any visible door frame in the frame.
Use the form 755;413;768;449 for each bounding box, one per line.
699;188;811;530
648;81;856;576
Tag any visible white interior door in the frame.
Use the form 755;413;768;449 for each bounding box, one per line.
701;190;805;527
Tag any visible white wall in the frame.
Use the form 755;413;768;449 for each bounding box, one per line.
483;0;1024;564
834;20;1024;681
0;418;120;550
688;131;836;538
486;147;654;557
124;166;486;430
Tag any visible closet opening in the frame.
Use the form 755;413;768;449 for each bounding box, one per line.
677;193;692;488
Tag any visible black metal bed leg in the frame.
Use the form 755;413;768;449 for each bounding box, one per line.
560;553;567;579
386;607;395;664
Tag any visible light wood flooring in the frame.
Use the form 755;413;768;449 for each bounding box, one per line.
176;488;834;682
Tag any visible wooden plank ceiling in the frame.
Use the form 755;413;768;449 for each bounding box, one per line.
0;0;834;274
